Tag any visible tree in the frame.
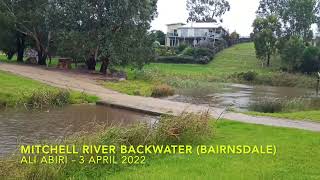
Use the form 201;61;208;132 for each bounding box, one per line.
280;36;305;72
230;31;239;40
301;46;320;73
186;0;230;22
257;0;320;41
151;30;166;45
0;0;57;65
56;0;158;74
253;15;281;67
0;8;25;62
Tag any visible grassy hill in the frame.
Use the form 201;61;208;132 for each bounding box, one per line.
105;43;315;97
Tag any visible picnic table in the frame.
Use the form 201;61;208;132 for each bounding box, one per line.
57;58;72;70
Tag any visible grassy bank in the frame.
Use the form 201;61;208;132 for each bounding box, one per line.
1;118;319;179
247;111;320;122
104;43;316;97
0;70;98;108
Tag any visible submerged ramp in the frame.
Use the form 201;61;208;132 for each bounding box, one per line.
1;63;320;132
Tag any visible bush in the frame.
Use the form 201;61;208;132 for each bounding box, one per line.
193;48;214;58
156;56;195;64
21;88;71;109
301;47;320;73
155;46;176;56
151;84;175;97
182;47;195;56
177;43;189;53
249;98;283;113
230;71;258;82
154;112;213;144
157;47;214;64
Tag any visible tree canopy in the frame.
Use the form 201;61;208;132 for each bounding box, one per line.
186;0;230;22
0;0;158;72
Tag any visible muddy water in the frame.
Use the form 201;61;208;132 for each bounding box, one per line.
0;105;155;157
167;83;315;110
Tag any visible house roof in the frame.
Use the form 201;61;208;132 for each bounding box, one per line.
166;23;186;26
179;22;223;29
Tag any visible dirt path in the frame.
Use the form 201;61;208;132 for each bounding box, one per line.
1;63;320;132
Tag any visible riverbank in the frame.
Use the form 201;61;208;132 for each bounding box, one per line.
1;63;320;131
103;43;316;97
1;119;319;179
0;70;98;108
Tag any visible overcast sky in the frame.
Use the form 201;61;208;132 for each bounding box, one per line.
151;0;260;36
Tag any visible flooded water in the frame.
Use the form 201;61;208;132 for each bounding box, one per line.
0;105;154;157
167;83;315;110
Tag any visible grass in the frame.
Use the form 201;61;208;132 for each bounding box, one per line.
109;121;320;180
138;43;316;88
104;80;154;96
0;70;98;108
246;111;320;122
2;119;319;179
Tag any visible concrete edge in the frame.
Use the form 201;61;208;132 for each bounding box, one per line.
96;101;166;116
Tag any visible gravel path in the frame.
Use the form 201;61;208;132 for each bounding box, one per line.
1;63;320;132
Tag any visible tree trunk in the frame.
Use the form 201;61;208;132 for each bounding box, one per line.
87;55;96;71
16;33;25;62
100;57;110;75
267;54;270;67
37;49;47;65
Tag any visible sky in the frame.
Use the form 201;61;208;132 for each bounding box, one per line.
151;0;260;37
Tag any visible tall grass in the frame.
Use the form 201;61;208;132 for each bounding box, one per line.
1;112;213;179
249;97;320;113
18;88;71;109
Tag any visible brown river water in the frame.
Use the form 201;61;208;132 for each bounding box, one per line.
167;83;315;110
0;105;155;157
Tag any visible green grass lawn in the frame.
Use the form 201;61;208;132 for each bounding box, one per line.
104;80;154;97
146;43;274;78
4;120;316;179
0;70;98;107
108;121;320;180
246;111;320;122
140;43;315;88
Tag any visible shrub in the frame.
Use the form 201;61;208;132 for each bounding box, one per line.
177;43;189;53
193;48;214;58
230;71;258;82
151;84;175;97
182;47;195;56
155;47;176;56
154;112;213;144
21;88;71;109
301;46;320;73
156;56;195;64
249;98;283;113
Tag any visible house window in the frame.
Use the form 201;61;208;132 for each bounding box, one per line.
174;29;178;36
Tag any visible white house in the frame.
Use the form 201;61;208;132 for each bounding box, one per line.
165;22;228;47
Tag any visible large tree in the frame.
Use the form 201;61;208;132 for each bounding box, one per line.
0;0;57;65
0;7;25;62
257;0;320;40
253;15;281;67
55;0;157;74
186;0;230;22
